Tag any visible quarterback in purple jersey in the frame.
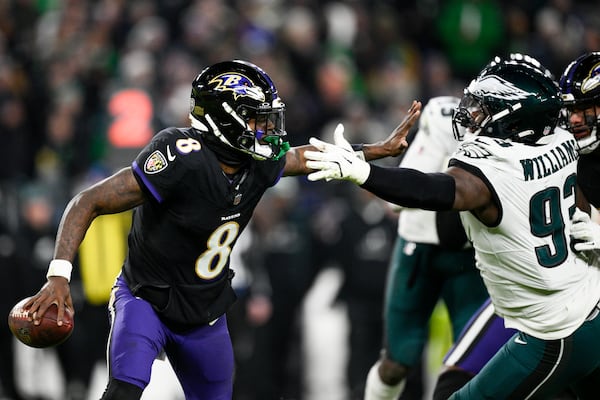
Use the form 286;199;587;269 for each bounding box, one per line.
23;60;421;400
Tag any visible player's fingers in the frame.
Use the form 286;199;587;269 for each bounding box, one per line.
404;108;421;127
28;294;52;323
572;208;590;223
571;227;592;242
410;100;422;113
304;150;333;162
306;160;331;170
333;124;352;152
309;137;330;152
570;223;586;235
65;296;74;317
574;242;593;252
23;294;39;312
33;299;54;325
406;99;417;112
55;302;65;326
391;107;421;138
308;170;332;182
407;101;422;119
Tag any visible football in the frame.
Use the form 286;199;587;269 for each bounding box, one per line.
7;297;74;348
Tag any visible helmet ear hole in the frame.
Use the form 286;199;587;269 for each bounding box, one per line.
237;133;253;149
237;106;252;120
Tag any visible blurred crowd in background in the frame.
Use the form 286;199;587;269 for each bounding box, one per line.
1;0;599;399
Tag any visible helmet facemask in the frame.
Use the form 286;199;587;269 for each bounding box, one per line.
234;100;289;161
452;92;491;140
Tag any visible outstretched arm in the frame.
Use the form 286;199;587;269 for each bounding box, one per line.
25;167;145;324
304;129;496;219
283;100;422;176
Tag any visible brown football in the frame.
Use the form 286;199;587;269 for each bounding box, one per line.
7;297;74;348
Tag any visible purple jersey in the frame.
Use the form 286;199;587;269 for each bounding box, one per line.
124;127;284;329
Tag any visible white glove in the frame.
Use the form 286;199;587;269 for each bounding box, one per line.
305;123;371;185
570;208;600;252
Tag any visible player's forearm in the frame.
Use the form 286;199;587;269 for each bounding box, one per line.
283;146;313;176
53;167;145;261
361;142;393;161
360;165;455;211
53;193;98;262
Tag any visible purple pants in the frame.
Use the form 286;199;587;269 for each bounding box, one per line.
107;275;234;399
443;297;516;374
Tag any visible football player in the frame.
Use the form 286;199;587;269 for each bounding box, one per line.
363;96;488;400
432;51;600;399
562;52;600;216
305;57;600;399
23;59;421;400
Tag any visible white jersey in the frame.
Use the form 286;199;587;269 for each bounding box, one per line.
398;96;461;243
451;128;600;339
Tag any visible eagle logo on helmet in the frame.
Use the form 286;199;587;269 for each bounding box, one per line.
209;73;266;102
470;75;531;101
581;62;600;94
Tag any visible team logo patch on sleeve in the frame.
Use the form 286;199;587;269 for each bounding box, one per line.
144;150;168;174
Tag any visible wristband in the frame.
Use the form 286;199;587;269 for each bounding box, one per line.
47;259;73;282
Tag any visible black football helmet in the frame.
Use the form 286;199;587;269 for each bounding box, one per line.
453;57;562;144
559;52;600;154
189;60;290;162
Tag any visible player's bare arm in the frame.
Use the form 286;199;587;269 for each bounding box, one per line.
54;167;144;261
282;145;315;176
447;167;497;225
25;167;145;324
284;100;422;176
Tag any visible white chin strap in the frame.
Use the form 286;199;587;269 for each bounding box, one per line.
190;110;274;161
220;101;275;160
189;114;209;132
252;139;274;160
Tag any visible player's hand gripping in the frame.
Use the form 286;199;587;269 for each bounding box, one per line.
570;208;600;265
24;276;73;326
305;124;371;184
